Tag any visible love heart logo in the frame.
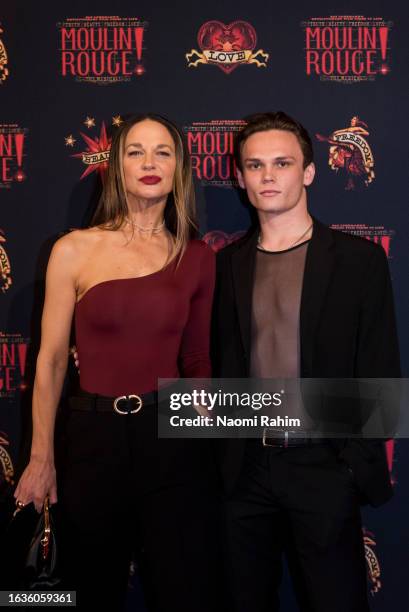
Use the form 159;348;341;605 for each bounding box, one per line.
202;230;246;252
186;20;269;74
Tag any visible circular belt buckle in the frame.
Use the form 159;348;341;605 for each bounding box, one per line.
262;428;289;448
113;394;143;415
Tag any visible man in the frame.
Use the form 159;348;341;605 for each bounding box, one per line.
211;112;400;611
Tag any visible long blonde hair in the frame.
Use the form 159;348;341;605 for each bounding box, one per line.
91;113;198;263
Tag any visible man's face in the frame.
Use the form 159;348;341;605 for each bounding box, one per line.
237;129;315;215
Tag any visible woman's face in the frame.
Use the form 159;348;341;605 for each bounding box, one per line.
122;119;177;202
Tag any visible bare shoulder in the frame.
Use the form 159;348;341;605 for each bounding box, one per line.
51;227;105;259
47;229;104;285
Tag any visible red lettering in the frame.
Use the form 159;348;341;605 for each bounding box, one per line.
306;26;380;51
77;28;89;51
187;133;202;155
62;51;135;77
305;27;320;49
364;235;391;257
306;50;320;75
76;52;90;76
18;343;28;376
334;28;348;50
217;156;231;180
215;133;232;155
203;133;215;155
306;50;377;76
351;50;364;75
321;51;334;75
61;28;75;50
1;158;13;182
191;155;201;179
89;28;103;51
365;50;377;75
121;51;132;75
372;236;391;257
0;135;13;156
61;51;76;76
119;28;133;49
106;52;120;76
90;52;107;77
321;27;333;49
380;236;391;257
335;51;350;75
363;27;377;50
202;156;216;180
0;342;15;365
0;366;16;391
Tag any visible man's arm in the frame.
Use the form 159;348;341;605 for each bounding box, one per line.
355;245;400;378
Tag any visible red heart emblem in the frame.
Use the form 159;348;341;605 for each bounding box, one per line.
202;230;246;252
197;20;257;74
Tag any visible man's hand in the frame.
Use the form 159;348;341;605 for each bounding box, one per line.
69;345;80;372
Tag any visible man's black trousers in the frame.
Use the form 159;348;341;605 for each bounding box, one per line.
224;440;370;612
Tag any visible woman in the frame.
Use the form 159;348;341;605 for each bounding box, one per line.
14;114;222;611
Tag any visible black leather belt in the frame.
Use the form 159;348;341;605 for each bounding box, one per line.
69;389;157;415
262;428;327;448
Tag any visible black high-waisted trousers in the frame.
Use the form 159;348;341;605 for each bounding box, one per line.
57;392;224;612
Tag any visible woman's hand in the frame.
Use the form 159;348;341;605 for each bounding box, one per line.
14;234;79;515
14;457;57;513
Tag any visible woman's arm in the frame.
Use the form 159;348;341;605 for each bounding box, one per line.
14;234;78;512
179;242;216;378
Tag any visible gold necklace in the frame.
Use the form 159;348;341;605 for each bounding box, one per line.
125;218;165;234
257;221;313;252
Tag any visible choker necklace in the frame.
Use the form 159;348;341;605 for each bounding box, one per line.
125;218;165;234
257;221;313;252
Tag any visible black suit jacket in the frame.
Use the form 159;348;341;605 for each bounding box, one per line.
211;217;401;507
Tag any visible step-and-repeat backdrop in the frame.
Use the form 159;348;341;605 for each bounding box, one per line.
1;1;408;609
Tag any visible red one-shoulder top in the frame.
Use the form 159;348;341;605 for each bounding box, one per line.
75;240;215;396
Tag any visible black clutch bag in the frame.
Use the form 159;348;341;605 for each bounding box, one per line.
1;496;60;590
25;496;60;589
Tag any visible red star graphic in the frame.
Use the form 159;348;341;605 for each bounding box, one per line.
72;122;111;180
